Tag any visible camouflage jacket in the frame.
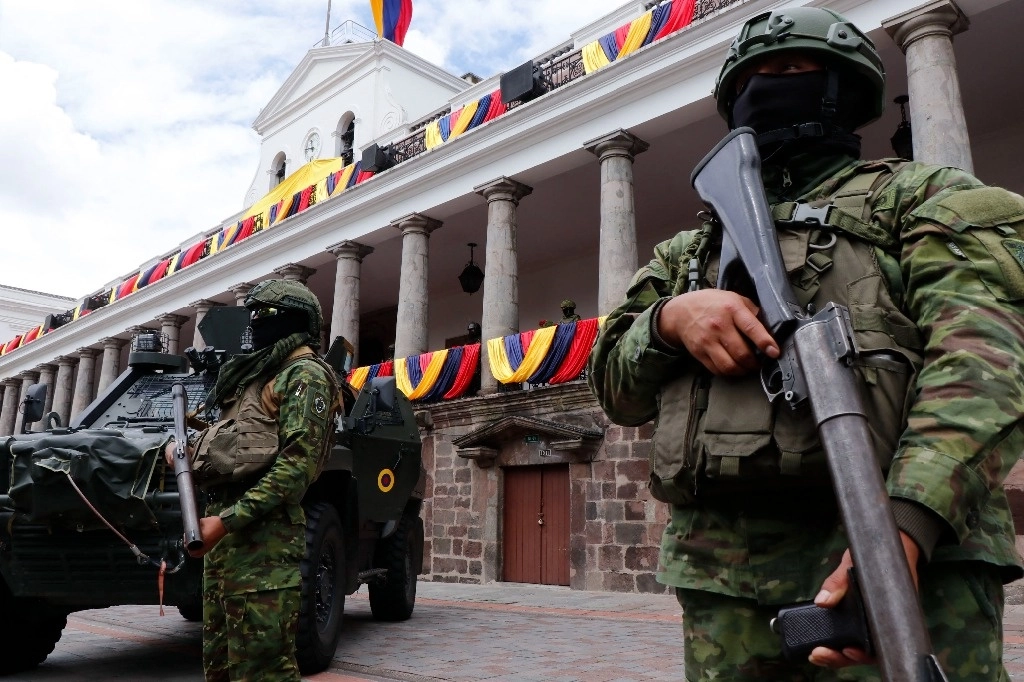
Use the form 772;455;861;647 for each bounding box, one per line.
588;157;1024;603
205;349;338;592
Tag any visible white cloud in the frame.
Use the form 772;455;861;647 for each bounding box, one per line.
0;0;638;299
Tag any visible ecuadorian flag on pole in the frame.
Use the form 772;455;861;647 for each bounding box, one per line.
371;0;413;46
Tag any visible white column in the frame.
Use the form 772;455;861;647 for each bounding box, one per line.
12;370;39;435
35;363;57;416
0;379;19;436
97;337;125;394
393;214;442;360
328;240;374;363
51;356;77;428
70;347;99;422
884;1;972;172
585;129;649;315
474;177;532;394
158;314;188;355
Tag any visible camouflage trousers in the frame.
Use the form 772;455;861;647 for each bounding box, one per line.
676;561;1008;681
202;583;301;682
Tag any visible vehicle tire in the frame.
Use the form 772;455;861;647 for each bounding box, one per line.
0;582;67;675
177;602;203;622
296;502;345;675
368;511;423;622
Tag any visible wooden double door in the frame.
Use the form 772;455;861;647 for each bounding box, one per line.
502;464;570;586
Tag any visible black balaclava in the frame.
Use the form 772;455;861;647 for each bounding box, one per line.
730;68;867;161
249;309;309;351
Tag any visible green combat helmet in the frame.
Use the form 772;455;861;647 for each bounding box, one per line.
244;279;324;340
560;299;576;310
714;7;886;130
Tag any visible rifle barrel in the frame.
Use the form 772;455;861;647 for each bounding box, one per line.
171;383;204;552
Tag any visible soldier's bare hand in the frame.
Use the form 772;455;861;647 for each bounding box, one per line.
186;516;227;559
808;532;921;669
656;290;779;375
164;441;176;467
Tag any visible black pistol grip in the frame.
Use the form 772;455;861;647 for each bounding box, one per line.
772;571;872;661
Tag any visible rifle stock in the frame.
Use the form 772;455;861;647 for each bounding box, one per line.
171;383;204;553
690;128;947;682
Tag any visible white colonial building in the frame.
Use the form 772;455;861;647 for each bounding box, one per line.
0;0;1018;592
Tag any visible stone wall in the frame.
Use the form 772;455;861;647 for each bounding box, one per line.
417;381;671;594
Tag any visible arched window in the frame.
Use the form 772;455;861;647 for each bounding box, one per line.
271;152;287;189
336;114;355;165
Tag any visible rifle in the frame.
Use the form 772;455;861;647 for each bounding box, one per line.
689;127;947;682
171;383;204;553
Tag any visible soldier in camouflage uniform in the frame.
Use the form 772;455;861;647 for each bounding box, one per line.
588;7;1024;681
559;299;583;323
171;279;341;681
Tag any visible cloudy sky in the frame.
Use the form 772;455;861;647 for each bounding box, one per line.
0;0;628;300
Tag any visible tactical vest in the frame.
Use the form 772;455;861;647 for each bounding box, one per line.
649;162;926;506
193;350;341;488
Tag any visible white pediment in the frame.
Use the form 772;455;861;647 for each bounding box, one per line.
253;40;469;134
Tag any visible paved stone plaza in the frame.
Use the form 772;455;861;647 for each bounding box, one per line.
10;580;1024;681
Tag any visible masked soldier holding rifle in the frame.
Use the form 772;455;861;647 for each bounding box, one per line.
168;279;341;681
589;7;1024;681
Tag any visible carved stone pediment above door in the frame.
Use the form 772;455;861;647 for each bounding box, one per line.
452;416;602;468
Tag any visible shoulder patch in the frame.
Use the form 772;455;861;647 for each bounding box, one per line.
304;385;331;428
1003;239;1024;272
874;187;897;212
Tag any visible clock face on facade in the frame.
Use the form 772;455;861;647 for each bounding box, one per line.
304;132;321;161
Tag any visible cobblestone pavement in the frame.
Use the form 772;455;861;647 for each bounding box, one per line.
9;580;1024;681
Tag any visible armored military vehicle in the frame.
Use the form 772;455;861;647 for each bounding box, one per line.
0;308;425;675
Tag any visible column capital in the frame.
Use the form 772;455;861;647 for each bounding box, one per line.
158;313;188;327
391;213;443;236
1;378;19;388
34;363;57;375
884;0;969;52
328;240;375;262
227;283;254;305
584;129;650;162
17;370;39;381
55;355;77;367
100;336;126;350
76;347;100;359
474;177;533;205
125;325;156;337
273;263;317;283
189;299;224;311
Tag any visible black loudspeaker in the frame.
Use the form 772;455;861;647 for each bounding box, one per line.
500;61;545;105
361;143;394;172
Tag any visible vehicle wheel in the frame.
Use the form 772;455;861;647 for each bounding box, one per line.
0;582;67;674
368;511;423;622
177;602;203;622
296;502;345;675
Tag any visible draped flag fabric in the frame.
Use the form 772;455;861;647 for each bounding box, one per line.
582;0;696;74
487;318;603;386
349;344;480;402
424;90;506;150
348;360;395;392
371;0;413;46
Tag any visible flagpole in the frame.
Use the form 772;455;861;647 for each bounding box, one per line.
323;0;332;46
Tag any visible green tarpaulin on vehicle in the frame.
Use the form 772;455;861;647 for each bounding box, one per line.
5;431;168;530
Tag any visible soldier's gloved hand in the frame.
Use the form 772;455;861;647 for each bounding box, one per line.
808;532;922;669
656;290;779;376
